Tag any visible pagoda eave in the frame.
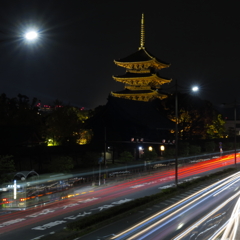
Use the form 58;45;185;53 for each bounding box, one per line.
114;60;169;70
111;91;168;102
112;75;172;86
113;74;171;82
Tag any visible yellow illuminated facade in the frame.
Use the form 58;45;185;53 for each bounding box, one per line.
111;14;172;101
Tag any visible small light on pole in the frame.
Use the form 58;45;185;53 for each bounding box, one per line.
175;82;199;187
192;86;199;92
160;145;165;156
24;30;39;42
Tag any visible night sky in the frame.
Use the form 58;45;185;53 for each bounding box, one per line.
0;0;240;109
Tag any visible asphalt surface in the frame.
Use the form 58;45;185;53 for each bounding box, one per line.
78;173;240;240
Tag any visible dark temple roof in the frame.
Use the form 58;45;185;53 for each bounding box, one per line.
113;88;154;94
114;48;170;65
114;72;153;78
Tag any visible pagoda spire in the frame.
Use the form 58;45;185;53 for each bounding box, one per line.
139;13;145;49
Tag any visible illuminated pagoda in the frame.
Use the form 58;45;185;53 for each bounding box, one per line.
111;13;172;101
86;14;175;159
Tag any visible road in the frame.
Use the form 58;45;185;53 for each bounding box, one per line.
0;152;239;240
78;171;240;240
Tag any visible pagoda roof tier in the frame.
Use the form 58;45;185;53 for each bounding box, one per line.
114;88;154;94
111;89;168;101
114;48;170;70
113;72;172;86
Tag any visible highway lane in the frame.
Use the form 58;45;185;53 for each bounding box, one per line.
0;153;239;240
103;171;240;240
213;195;240;240
0;171;188;239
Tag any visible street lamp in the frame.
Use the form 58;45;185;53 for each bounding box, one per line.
22;29;40;45
24;31;38;41
234;100;237;168
222;100;238;168
192;86;199;92
160;145;165;156
175;82;179;187
175;81;199;186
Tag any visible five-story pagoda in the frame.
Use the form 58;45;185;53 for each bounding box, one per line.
111;14;172;101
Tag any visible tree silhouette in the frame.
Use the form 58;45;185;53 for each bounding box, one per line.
162;93;225;140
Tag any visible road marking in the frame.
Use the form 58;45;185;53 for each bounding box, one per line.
173;197;183;200
30;235;45;240
0;218;26;228
64;211;92;220
160;202;168;205
26;209;55;218
78;197;99;203
181;194;190;197
32;220;67;230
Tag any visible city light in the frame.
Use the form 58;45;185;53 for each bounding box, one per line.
24;30;38;41
192;86;199;92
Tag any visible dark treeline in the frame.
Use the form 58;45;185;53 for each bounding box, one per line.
0;92;231;177
0;93;92;148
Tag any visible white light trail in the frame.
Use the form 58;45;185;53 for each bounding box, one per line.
111;171;240;240
172;191;240;240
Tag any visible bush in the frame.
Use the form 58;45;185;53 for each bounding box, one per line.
0;155;16;184
163;147;175;158
82;152;101;166
49;156;74;173
119;151;133;162
141;149;157;160
179;142;189;156
189;145;201;155
204;141;216;152
223;142;234;151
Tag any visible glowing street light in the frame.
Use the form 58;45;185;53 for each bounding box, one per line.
192;86;199;92
24;30;38;41
160;145;165;156
175;82;199;186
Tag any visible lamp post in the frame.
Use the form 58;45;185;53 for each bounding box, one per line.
175;81;199;186
222;100;238;168
234;99;237;168
160;145;165;156
175;82;178;186
98;156;103;186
